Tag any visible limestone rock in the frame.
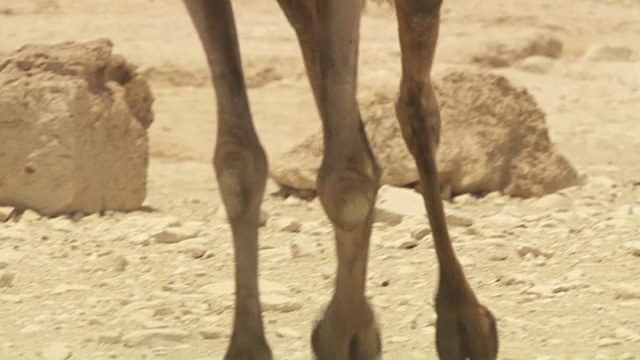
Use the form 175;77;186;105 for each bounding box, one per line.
471;30;563;68
582;44;634;62
0;39;153;216
271;69;578;198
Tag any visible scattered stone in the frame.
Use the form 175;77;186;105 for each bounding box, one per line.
627;242;640;257
453;193;477;205
614;327;640;342
516;244;553;259
519;55;554;74
583;44;633;62
489;253;509;261
275;327;301;339
0;207;14;222
523;285;555;297
446;213;474;227
290;237;322;258
0;271;15;287
122;328;191;347
153;225;201;244
397;239;420;250
268;217;302;233
614;284;640;300
97;330;123;345
530;193;571;211
261;294;302;313
259;209;269;227
39;342;73;360
175;238;208;259
502;274;535;286
597;337;621;347
471;30;563;67
199;327;224;340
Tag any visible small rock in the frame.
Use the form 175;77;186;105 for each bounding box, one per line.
625;241;640;257
21;209;42;222
123;328;191;347
259;209;269;227
153;225;201;244
614;327;640;342
0;271;15;287
411;226;432;241
583;44;633;62
614;284;640;300
516;244;553;259
0;207;14;222
199;327;224;340
502;274;535;286
39;342;73;360
530;193;571;211
489;253;509;261
453;194;477;205
129;234;152;246
519;55;554;74
523;285;555;297
268;217;302;233
619;353;636;360
563;269;583;281
446;213;473;227
597;337;621;347
290;237;322;258
397;239;420;250
275;327;301;338
261;294;302;313
176;238;208;259
97;330;123;344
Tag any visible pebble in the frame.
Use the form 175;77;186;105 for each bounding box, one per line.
519;55;554;74
97;330;124;344
446;213;474;227
122;328;191;347
261;294;302;313
0;206;13;222
290;237;322;258
268;217;301;232
39;342;73;360
614;284;640;300
0;271;15;287
614;326;640;342
516;244;553;259
583;44;634;62
625;241;640;257
275;327;301;338
153;225;201;244
175;238;208;259
199;327;224;340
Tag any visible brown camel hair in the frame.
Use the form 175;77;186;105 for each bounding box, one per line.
183;0;499;359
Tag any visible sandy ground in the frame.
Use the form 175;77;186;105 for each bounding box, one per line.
1;0;640;359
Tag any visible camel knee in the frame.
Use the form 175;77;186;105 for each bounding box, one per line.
214;137;268;220
317;160;380;230
398;0;442;22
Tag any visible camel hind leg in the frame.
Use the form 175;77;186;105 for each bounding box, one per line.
393;0;499;358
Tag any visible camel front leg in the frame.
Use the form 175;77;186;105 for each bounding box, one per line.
393;0;499;359
184;1;271;359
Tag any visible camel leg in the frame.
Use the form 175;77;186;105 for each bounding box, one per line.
393;1;499;359
183;1;271;359
278;1;381;359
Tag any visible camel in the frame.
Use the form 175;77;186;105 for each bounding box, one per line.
183;0;498;359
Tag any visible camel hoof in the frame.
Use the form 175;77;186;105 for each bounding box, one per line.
435;303;498;360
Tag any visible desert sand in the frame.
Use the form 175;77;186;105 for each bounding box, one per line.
1;0;640;359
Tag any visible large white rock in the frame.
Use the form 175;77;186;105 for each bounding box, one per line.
271;68;578;198
0;39;153;216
